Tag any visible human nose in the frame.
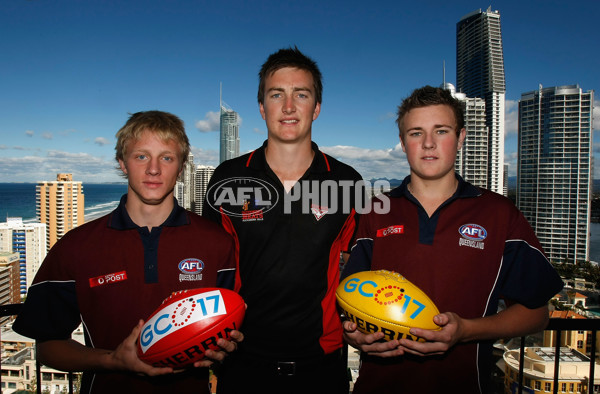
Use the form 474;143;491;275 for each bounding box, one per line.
422;132;435;149
146;158;161;175
282;95;295;114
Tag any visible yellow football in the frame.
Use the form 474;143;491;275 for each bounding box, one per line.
336;270;441;342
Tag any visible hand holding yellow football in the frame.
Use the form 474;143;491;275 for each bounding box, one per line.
336;270;441;342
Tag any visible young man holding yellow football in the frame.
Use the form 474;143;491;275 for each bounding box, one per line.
341;86;563;393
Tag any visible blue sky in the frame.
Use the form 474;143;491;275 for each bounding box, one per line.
1;0;598;183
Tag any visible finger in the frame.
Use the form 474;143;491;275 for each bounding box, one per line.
343;320;357;332
216;338;236;352
229;330;244;343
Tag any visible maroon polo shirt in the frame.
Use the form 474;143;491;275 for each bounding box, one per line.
14;196;237;394
343;175;563;394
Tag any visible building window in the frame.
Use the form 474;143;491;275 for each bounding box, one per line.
562;383;567;391
569;383;574;392
577;340;584;349
545;382;551;391
525;378;531;388
535;381;541;390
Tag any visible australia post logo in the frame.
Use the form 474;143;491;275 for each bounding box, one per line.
458;224;487;250
376;225;404;238
205;177;279;218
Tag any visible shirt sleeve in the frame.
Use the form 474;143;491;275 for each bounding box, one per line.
12;243;82;341
496;210;564;309
341;209;375;280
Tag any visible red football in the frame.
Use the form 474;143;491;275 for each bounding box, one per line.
137;288;245;368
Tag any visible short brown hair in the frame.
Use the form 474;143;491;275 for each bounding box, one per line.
257;46;323;105
396;86;464;137
115;111;190;170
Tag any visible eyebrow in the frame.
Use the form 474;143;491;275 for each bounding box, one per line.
267;86;312;94
406;123;455;132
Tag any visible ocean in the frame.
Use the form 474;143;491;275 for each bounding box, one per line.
2;182;600;261
0;183;128;223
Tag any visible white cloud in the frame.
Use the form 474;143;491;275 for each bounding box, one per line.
321;144;410;180
94;137;111;146
505;99;519;137
594;99;599;132
190;147;219;167
0;151;121;183
42;132;53;140
25;130;34;137
195;111;220;132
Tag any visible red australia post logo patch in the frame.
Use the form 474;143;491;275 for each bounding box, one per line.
376;225;404;237
89;270;128;288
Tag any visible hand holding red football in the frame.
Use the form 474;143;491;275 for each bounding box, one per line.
137;288;245;369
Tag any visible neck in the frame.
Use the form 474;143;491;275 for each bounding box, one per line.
408;174;458;217
265;140;314;190
125;193;174;230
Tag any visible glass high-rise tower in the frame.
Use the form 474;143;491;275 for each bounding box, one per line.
219;93;240;164
456;7;505;195
517;85;594;263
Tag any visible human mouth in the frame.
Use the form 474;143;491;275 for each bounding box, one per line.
280;119;298;125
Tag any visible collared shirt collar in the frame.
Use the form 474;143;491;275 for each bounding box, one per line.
108;194;189;230
390;173;481;201
246;140;331;174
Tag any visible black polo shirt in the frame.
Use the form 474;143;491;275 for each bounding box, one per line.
203;141;362;360
14;196;237;394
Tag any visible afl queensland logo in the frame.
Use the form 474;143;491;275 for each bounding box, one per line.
205;177;279;218
458;224;486;250
178;258;204;282
459;224;487;240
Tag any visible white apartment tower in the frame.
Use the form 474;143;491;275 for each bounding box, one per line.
220;88;240;164
195;165;215;215
445;83;489;188
0;218;47;297
456;7;506;195
36;173;84;250
175;152;195;211
517;85;594;263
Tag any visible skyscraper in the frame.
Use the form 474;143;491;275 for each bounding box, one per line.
0;218;47;297
456;7;506;195
517;85;594;263
220;89;240;163
445;83;489;188
175;152;195;211
194;165;215;215
36;173;84;250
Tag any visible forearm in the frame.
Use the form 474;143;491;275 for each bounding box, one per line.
459;304;549;343
37;339;115;372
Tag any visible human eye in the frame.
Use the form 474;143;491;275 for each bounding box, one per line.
162;155;175;162
135;154;148;160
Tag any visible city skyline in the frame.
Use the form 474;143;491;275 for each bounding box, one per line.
1;0;598;183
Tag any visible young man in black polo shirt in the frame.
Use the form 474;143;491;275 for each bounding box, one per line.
204;47;362;393
14;111;242;393
341;86;564;393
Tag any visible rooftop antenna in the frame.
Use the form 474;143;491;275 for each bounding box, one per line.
443;60;446;87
